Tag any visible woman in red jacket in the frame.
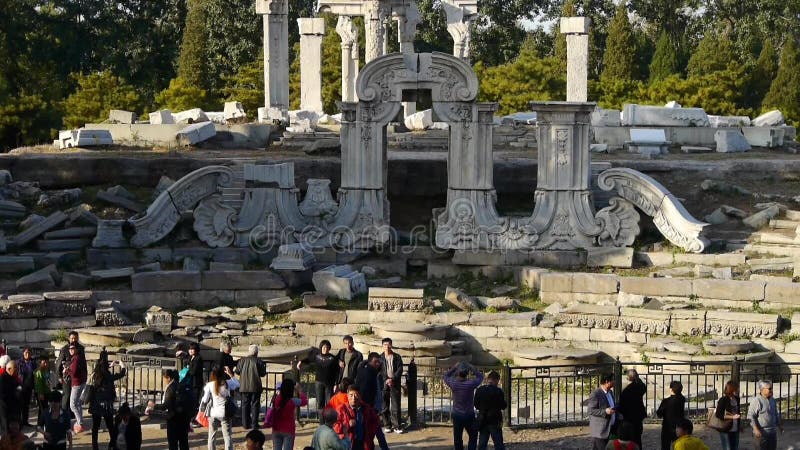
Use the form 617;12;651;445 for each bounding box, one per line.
334;387;379;450
270;379;307;450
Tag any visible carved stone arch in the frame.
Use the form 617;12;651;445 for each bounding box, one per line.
356;52;479;104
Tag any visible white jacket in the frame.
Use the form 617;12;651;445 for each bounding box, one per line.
200;379;239;419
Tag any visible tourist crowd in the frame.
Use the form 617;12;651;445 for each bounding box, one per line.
0;335;788;450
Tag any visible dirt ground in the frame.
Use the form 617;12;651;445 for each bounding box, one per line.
44;420;798;450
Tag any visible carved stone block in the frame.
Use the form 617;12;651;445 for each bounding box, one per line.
557;304;620;329
619;307;670;335
368;287;426;312
705;311;779;339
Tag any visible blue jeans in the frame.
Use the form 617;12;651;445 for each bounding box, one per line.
478;423;505;450
452;412;477;450
273;432;294;450
719;431;739;450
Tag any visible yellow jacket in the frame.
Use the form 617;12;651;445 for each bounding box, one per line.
673;435;709;450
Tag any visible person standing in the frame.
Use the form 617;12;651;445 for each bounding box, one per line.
271;378;308;450
113;402;142;450
379;338;403;434
656;380;686;450
311;407;350;450
200;367;236;450
715;380;741;450
474;370;506;450
617;369;646;449
34;356;52;427
300;340;339;424
16;348;36;428
336;336;363;386
334;387;379;450
0;360;22;435
64;344;87;433
236;344;267;430
38;391;73;450
162;369;190;450
588;373;619;450
88;353;127;450
747;380;783;450
673;419;709;450
443;362;484;450
186;343;205;406
218;342;236;379
355;353;388;450
55;332;85;413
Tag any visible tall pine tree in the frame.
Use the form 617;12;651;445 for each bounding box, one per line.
686;29;736;77
601;2;635;82
744;40;778;110
177;0;209;93
649;31;680;83
763;39;800;125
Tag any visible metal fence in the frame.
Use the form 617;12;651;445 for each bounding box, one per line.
90;354;799;429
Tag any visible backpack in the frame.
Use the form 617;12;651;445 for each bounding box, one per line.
174;379;196;415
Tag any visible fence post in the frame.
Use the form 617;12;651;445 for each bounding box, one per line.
613;357;623;403
503;362;512;428
731;357;741;386
407;359;418;427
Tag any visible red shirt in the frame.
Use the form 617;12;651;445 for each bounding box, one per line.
334;401;379;450
271;392;308;435
327;392;348;411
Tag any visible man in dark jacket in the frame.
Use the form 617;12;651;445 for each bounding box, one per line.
218;341;236;379
114;402;143;450
161;369;189;450
236;344;267;429
379;338;403;434
336;335;363;385
617;369;646;448
474;371;507;450
355;353;381;408
55;331;86;411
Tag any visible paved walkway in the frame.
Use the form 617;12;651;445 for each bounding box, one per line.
46;419;796;449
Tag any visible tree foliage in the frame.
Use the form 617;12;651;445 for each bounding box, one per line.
204;0;262;96
223;59;264;118
62;71;142;129
154;77;209;113
686;30;736;78
763;39;800;125
177;0;209;93
601;2;636;82
648;32;680;82
475;46;566;116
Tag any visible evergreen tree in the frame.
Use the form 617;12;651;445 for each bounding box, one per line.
177;0;209;93
649;32;680;82
204;0;262;96
154;77;209;112
686;29;736;77
763;39;800;125
62;71;142;129
223;59;264;118
601;2;636;81
745;40;778;110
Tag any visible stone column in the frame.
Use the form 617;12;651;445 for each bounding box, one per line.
364;0;389;62
443;0;477;61
297;18;326;113
559;17;590;102
256;0;289;121
336;16;359;102
394;2;420;116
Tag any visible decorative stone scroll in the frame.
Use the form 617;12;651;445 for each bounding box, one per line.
705;311;779;339
368;287;426;311
129;166;233;248
619;307;670;334
597;168;709;253
556;304;620;329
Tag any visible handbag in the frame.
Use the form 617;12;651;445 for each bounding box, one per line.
707;407;733;432
263;394;277;428
195;410;209;428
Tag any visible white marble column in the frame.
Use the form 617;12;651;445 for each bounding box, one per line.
393;2;420;116
560;17;590;102
256;0;289;121
443;0;477;61
336;15;359;102
364;0;389;62
297;18;326;113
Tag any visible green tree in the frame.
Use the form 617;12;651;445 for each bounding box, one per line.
223;59;264;118
639;66;752;116
686;29;736;77
744;40;778;110
649;32;680;82
475;46;566;115
204;0;262;96
177;0;209;93
471;0;546;67
62;71;142;129
154;77;209;112
763;39;800;125
601;2;636;81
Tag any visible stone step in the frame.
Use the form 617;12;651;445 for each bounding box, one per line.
786;210;800;221
744;244;800;257
769;219;800;230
